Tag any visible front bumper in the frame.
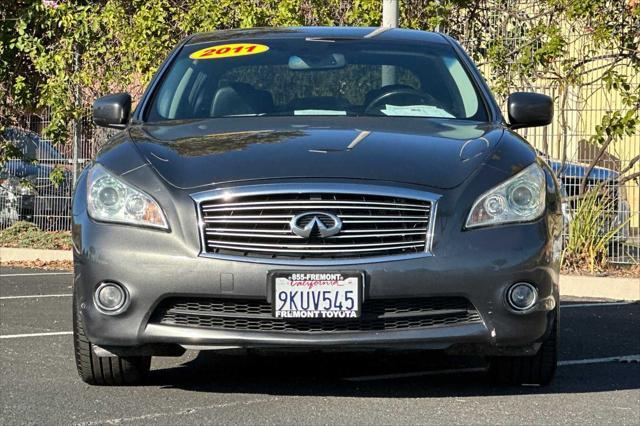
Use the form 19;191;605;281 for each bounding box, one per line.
73;210;560;355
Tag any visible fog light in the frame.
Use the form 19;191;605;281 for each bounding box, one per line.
507;282;537;311
94;282;126;312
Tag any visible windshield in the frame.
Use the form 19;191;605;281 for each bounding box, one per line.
145;38;488;122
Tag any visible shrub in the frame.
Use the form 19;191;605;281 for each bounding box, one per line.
562;186;630;273
0;221;72;250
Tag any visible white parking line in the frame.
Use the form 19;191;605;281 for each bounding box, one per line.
558;354;640;366
0;272;73;277
560;302;636;308
76;397;281;426
0;331;73;339
0;294;72;300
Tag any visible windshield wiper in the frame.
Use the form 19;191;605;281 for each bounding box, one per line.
305;36;361;42
219;113;261;117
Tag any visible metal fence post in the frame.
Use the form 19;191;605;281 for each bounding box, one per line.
72;49;81;188
381;0;398;86
434;0;443;33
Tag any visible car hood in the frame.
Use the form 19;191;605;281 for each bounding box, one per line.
129;117;504;190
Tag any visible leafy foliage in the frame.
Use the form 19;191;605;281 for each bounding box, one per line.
1;1;638;150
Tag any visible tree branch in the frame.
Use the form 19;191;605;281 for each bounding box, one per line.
579;100;640;195
619;170;640;186
579;136;615;195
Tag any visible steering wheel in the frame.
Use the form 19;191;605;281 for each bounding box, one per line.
363;87;441;115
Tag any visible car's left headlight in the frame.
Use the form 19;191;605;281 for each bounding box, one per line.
86;163;168;229
466;163;546;228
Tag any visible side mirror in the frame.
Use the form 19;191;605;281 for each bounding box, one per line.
507;92;553;130
92;93;132;129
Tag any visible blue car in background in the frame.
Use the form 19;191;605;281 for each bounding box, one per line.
544;156;630;241
0;128;72;230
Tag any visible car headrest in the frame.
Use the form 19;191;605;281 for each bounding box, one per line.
211;82;274;117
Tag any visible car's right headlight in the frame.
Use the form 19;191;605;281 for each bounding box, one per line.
86;163;168;229
466;163;546;228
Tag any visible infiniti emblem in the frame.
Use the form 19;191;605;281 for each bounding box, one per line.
290;212;342;238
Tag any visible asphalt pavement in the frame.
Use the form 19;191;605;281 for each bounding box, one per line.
1;266;639;425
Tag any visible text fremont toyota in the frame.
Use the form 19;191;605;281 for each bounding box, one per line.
73;27;562;386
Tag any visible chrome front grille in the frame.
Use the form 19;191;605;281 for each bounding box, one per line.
194;184;438;262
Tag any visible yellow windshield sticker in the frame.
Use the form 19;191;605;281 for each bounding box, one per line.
189;43;269;60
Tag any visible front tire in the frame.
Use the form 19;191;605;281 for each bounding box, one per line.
73;294;151;385
488;313;558;386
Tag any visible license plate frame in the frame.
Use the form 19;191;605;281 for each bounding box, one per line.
268;271;364;319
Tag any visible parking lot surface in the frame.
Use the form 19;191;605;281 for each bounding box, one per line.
1;267;639;425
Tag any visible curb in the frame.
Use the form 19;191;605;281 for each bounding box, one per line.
560;274;639;301
0;247;72;262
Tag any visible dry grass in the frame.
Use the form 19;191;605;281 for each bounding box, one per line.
562;263;640;278
1;259;73;270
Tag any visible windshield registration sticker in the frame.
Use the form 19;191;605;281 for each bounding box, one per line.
189;43;269;60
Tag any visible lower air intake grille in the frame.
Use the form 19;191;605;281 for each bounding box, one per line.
151;297;482;333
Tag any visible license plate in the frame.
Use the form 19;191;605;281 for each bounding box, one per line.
271;272;362;319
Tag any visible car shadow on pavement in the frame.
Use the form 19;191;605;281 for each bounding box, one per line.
146;348;639;397
147;301;640;397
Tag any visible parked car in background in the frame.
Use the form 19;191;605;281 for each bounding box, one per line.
543;156;630;241
0;127;71;230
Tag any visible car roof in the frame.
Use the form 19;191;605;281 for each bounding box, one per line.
546;158;618;180
186;26;448;46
